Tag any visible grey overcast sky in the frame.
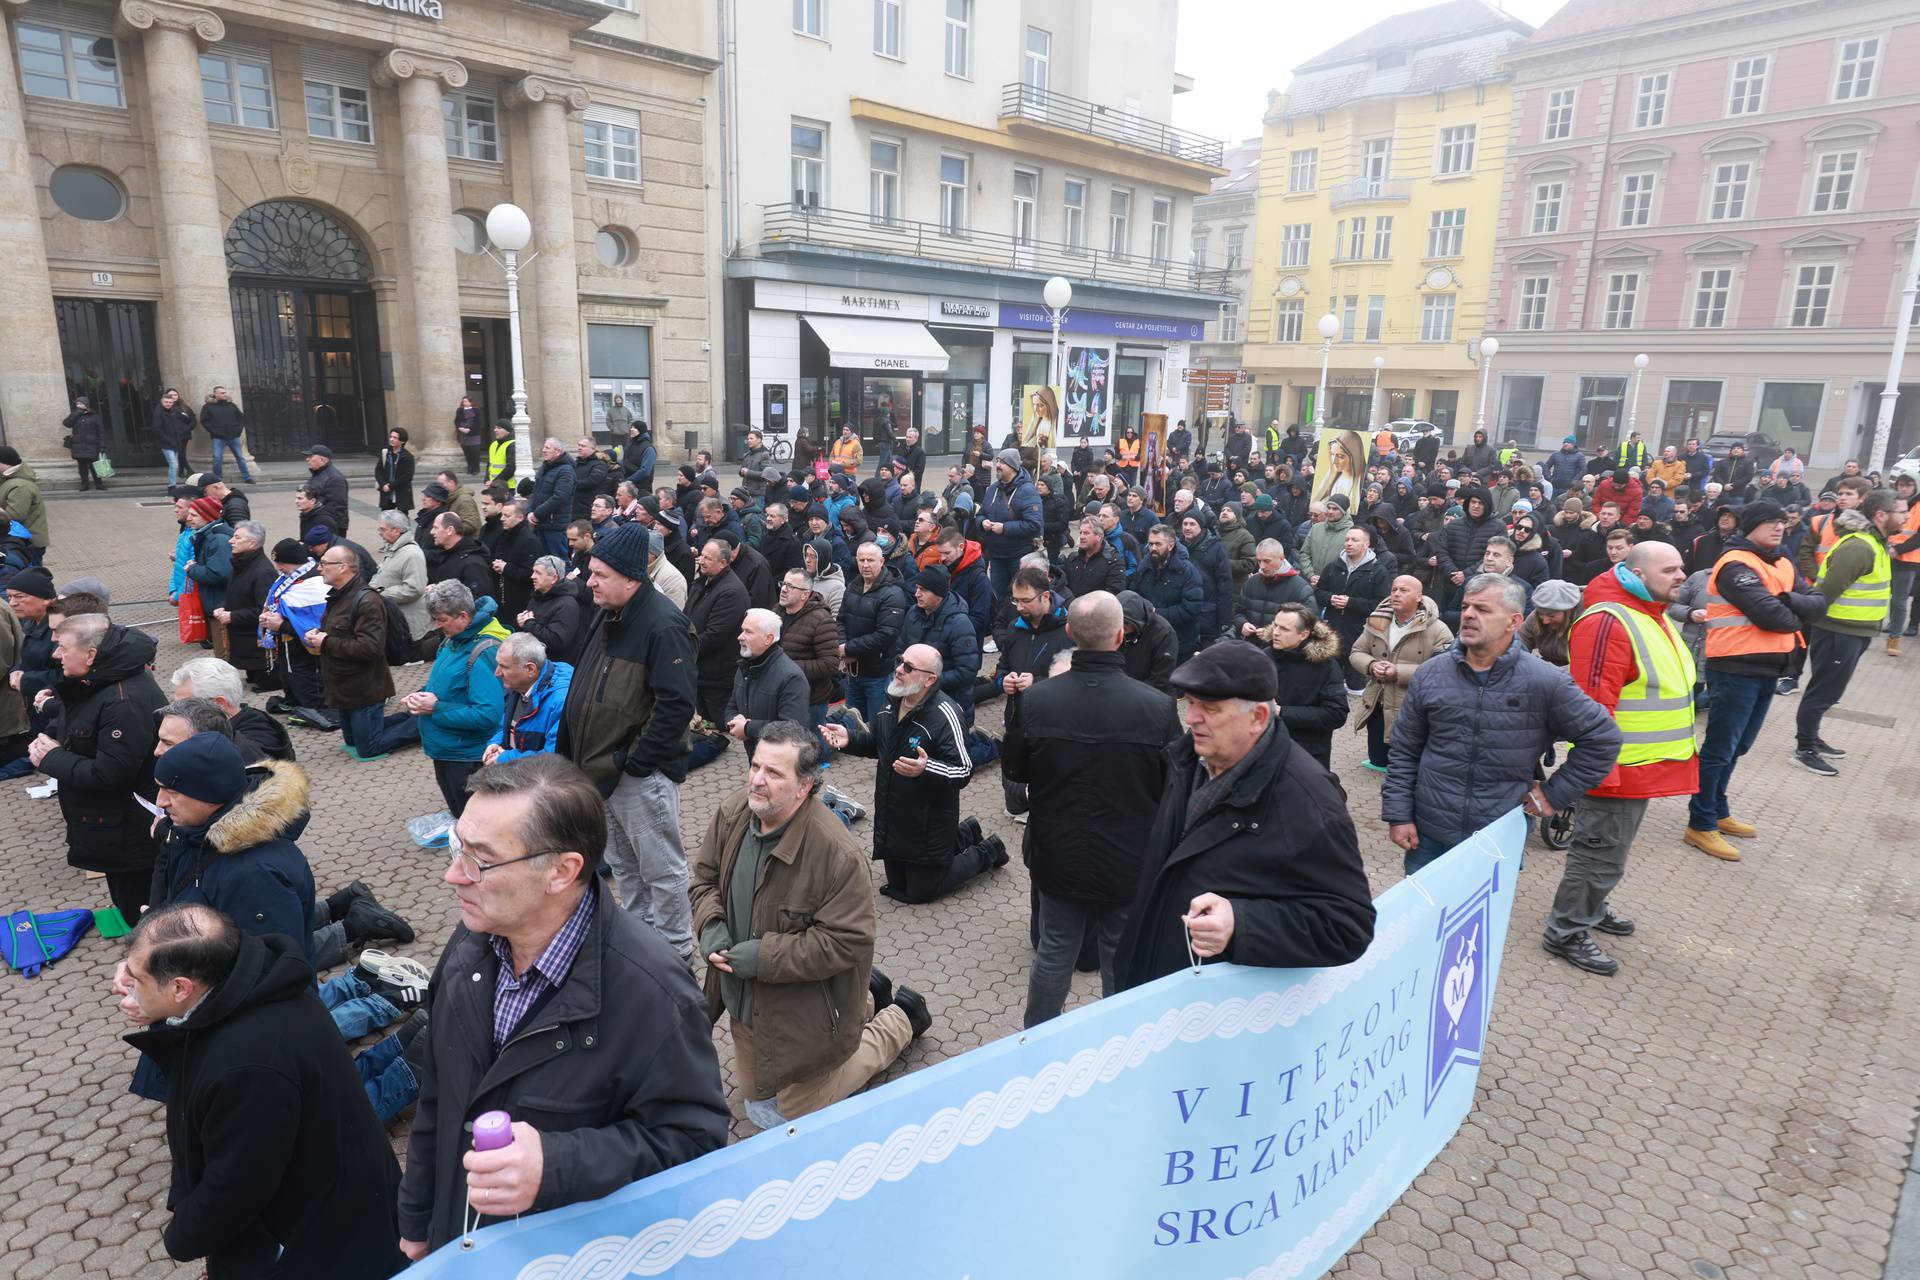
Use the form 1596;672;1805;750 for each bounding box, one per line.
1170;0;1570;146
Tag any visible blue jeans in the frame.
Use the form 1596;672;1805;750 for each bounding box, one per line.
847;675;891;728
541;528;570;560
159;448;181;487
989;557;1021;599
317;971;401;1039
1403;832;1453;879
338;702;391;756
1891;563;1918;635
1688;670;1774;831
353;1033;420;1124
210;436;253;482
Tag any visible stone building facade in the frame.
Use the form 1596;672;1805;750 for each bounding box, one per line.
0;0;716;472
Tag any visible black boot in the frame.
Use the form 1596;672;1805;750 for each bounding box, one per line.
892;986;933;1039
868;966;894;1014
326;880;373;923
956;817;983;849
981;835;1010;868
343;896;416;945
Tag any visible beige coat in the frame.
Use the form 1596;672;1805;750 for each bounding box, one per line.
1349;595;1453;735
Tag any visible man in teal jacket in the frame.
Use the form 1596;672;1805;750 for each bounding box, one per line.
381;580;507;814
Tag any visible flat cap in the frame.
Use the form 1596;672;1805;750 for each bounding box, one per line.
1169;639;1277;703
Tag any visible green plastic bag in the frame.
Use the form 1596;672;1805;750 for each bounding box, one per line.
91;458;115;480
93;906;130;938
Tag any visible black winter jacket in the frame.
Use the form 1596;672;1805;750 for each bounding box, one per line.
1118;590;1179;695
492;519;545;622
572;455;612;519
1234;567;1315;635
427;536;498;605
990;602;1070;732
305;462;351;534
125;933;405;1279
530;457;578;528
39;625;168;874
1268;621;1350;772
1003;650;1181;905
1061;544;1127;599
1437;490;1502;578
151;402;195;451
1182;530;1236;631
840;689;974;865
1129;549;1208;659
687;568;751;693
839;568;908;678
523;578;586;663
723;645;810;746
1115;722;1375;990
1315;552;1393;648
899;593;981;716
222;547;276;674
375;448;415;512
558;580;697;791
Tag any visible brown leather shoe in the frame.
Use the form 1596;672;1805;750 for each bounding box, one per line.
1684;828;1741;861
1717;816;1757;838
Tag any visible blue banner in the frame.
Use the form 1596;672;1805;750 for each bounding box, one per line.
999;303;1207;342
411;810;1523;1280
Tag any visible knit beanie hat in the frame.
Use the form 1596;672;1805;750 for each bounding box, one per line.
592;521;652;580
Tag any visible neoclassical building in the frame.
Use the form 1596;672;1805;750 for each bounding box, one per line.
0;0;715;470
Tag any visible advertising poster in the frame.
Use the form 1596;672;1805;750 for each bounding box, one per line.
1311;427;1367;509
1064;345;1110;440
411;813;1525;1280
1020;384;1062;452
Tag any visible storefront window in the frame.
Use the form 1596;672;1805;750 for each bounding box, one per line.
1388;389;1415;422
1573;376;1627;455
1113;356;1148;439
1257;385;1284;429
1660;380;1723;451
1496;375;1544;442
861;376;911;450
1754;382;1823;461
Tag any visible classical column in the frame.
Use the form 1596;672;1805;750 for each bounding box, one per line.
118;1;240;420
506;75;589;437
0;0;73;463
376;49;468;459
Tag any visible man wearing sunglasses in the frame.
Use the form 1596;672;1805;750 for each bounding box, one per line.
398;754;728;1260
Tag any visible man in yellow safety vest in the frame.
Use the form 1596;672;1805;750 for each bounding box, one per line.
1791;490;1904;775
1543;541;1694;976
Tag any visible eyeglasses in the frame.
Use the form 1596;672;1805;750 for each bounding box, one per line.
447;830;567;880
1010;594;1040;607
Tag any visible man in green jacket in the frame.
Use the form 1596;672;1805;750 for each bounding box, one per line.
0;449;48;564
1794;490;1903;776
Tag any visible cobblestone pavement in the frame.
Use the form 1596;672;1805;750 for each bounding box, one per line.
2;486;1914;1279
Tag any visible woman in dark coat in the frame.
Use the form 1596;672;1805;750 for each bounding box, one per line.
375;427;416;512
64;397;106;490
1265;603;1352;773
1314;525;1394;691
452;395;483;475
517;557;584;663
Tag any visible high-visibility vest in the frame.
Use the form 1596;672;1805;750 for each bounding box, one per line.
1898;504;1920;566
1809;512;1842;571
1704;548;1801;659
487;438;512;481
830;436;862;469
1824;530;1891;625
1616;441;1648;468
1497;445;1517;465
1264;424;1283;454
1576;601;1697;766
1117;437;1142;465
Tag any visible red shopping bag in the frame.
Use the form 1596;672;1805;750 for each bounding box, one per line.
178;583;208;644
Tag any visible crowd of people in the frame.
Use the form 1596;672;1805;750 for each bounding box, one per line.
2;411;1909;1276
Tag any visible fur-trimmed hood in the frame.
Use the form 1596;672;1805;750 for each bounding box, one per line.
206;759;311;854
1833;507;1872;535
1271;618;1342;665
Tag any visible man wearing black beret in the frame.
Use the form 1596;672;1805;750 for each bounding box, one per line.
1112;640;1376;988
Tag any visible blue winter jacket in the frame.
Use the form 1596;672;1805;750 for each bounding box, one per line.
900;591;981;717
170;526;197;598
489;659;574;761
1128;547;1208;659
529;457;577;528
419;597;510;762
183;520;234;609
978;468;1044;561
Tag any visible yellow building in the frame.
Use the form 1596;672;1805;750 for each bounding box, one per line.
1242;0;1533;447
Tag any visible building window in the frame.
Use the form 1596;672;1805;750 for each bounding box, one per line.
1498;375;1546;438
873;0;900;57
1693;267;1732;327
1709;161;1750;220
1427;208;1466;257
939;153;969;235
1791;264;1835;327
1219;301;1240;343
1437;124;1476;175
443;91;499;162
1634;72;1669;128
1372;216;1393;259
1108;188;1131;259
1063;178;1085;252
1518;276;1549;330
869;137;900;225
1362;138;1391;193
1419;294;1456;342
1024;26;1049;89
1346;216;1366;260
1531;183;1563;234
943;0;970;78
790;122;825;208
1012;169;1038;245
1280;223;1311;267
1289;148;1317;193
1617;172;1654;227
1340;294;1358;342
452;210;489;255
49;166;124;221
1728;54;1768;115
1365;295;1385;342
201;50;274;129
586;111;642;183
1274;298;1304;342
1149;197;1172;265
595;226;635;268
1603;272;1640;329
1833;37;1878;101
1543;87;1575;141
16;23;122;106
793;0;823;38
1224;227;1244;266
305;80;372;144
1811;151;1857;213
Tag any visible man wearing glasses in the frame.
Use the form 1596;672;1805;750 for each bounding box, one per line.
303;547;394;760
820;643;1005;904
398;754;728;1260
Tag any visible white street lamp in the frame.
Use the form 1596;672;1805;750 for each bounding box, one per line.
1474;336;1500;438
1868;217;1920;474
1369;354;1386;431
1043;276;1072;412
1626;353;1650;449
1313;312;1340;430
485;202;535;467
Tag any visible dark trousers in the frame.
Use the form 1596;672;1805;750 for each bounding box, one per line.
460;443;483;475
1544;795;1647;943
687;685;732;770
1796;629;1869;749
1891;563;1918;635
105;869;150;921
282;645;329;718
1365;707;1389;768
882;845;994;904
76;459;99;489
336;702;388;755
1024;891;1129;1027
435;759;479;817
1403;831;1452;878
1688;670;1774;831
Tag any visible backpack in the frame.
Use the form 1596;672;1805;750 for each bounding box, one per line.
351;586;414;666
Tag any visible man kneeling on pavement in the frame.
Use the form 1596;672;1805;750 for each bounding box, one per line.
693;721;932;1130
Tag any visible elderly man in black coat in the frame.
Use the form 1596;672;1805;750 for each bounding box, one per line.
1112;641;1376;990
117;904;406;1279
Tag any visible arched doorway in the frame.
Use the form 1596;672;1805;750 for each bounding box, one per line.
226;201;387;459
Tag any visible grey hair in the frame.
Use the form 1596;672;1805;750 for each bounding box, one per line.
1255;538;1286;557
55;612;109;650
424;579;475;619
742;607;782;637
233;520;266;544
377;510;410;532
534;554;567;578
1019;550;1050;572
1462;573;1527;615
754;719;824;793
157;697;233;739
498;630;547;667
170;656;244;708
543;435;565;450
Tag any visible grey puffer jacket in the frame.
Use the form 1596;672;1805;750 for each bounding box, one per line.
1381;634;1621;847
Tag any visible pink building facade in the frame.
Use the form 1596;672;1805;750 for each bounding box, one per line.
1484;0;1920;469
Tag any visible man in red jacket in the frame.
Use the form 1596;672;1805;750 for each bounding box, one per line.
1593;469;1643;525
1543;540;1694;976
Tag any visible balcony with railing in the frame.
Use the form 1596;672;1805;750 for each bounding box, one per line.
998;83;1226;168
1328;176;1413;210
758;202;1237;296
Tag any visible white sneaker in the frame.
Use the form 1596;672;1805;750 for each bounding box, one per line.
982;638;998;653
821;785;868;819
1005;805;1029;825
354;949;433;1004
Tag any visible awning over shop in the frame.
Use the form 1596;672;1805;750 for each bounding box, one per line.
802;314;951;374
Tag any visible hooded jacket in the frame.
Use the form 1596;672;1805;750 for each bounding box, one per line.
419;597;510;761
1438;487;1502;579
991;599;1070;729
1348;595;1453;733
40;625;168;873
1118;589;1178;694
1541;445;1588;491
1181;528;1236;631
0;463;48;549
1569;566;1700;799
900;591;981;716
1366;501;1415;568
183;521;234;609
491;516;545;621
1300;509;1355;581
1267;620;1350;771
944;538;994;639
803;536;846;617
1458;430;1497;473
978;466;1044;561
125;932;405;1279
